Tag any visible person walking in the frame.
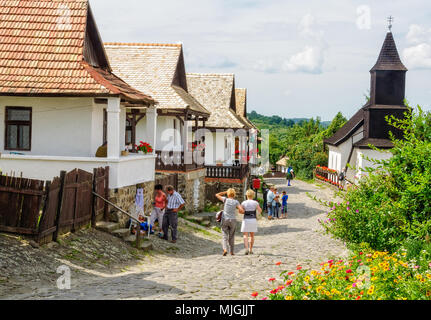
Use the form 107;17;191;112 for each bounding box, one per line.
262;183;269;214
162;185;185;244
266;186;275;220
281;191;289;219
287;167;295;187
240;189;262;255
216;189;245;256
150;184;167;237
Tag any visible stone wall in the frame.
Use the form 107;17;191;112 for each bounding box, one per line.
108;180;155;227
177;169;206;214
205;176;249;205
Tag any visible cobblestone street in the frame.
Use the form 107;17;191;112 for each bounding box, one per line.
2;179;348;300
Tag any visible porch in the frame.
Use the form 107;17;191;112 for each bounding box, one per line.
206;163;249;179
0;153;156;189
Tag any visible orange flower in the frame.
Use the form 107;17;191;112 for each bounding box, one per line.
286;280;293;286
251;292;259;298
276;262;282;266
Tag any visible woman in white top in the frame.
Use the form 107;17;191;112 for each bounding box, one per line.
240;189;262;255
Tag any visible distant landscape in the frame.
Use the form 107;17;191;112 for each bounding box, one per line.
248;110;346;179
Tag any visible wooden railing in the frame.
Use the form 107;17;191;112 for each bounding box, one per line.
155;150;205;172
206;164;250;179
314;165;344;189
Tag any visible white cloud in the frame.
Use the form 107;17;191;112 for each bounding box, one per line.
403;24;431;69
403;43;431;69
252;59;279;73
282;46;325;74
406;24;431;44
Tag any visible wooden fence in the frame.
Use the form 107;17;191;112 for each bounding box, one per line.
206;164;250;180
314;166;344;189
0;167;110;244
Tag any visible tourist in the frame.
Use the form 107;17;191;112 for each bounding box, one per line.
150;184;167;237
216;188;245;256
281;191;289;219
262;183;269;213
162;185;185;244
266;186;276;220
240;190;262;255
287;167;295;187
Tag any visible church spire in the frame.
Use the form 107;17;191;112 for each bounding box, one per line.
371;21;407;72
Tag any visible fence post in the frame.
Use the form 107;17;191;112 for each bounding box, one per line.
53;170;66;242
91;168;97;228
104;166;110;221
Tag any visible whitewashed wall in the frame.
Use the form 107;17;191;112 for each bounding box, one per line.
355;148;393;179
327;126;364;172
136;115;182;152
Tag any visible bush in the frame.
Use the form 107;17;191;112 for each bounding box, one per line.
321;105;431;252
259;249;431;300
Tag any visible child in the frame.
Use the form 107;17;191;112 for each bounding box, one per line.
273;188;280;219
281;191;289;219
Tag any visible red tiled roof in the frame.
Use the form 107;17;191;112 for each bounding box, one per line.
0;0;155;104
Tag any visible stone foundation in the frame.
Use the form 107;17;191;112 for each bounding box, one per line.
177;169;206;214
108;181;155;227
205;176;249;205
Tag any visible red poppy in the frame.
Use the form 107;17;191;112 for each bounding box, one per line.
296;266;302;270
286;280;293;286
269;278;276;282
275;262;282;266
251;292;259;298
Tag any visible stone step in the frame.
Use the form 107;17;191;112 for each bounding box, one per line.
95;221;120;233
139;242;153;252
111;229;131;239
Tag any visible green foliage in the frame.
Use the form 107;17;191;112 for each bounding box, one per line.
322;105;431;252
251;111;346;180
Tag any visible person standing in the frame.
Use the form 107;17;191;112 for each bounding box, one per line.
240;190;262;255
266;186;275;220
162;185;185;244
150;184;167;237
287;167;295;187
281;191;289;219
216;189;245;256
262;183;269;214
273;188;281;219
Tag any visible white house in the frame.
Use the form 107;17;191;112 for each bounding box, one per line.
0;0;158;193
324;30;409;182
186;73;256;201
104;43;211;213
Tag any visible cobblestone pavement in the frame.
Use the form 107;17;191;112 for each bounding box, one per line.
3;179;348;300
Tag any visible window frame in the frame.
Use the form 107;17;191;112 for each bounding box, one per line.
4;106;32;151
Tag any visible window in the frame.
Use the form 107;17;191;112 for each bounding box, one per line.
125;118;132;145
5;107;32;151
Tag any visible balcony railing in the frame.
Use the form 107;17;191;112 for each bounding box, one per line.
314;165;344;189
155;150;205;172
206;164;250;179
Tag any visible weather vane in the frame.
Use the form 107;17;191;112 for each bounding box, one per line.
388;16;394;32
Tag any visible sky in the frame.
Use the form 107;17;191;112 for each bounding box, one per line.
90;0;431;121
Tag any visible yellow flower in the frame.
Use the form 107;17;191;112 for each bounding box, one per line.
285;296;294;300
426;274;431;279
367;285;375;295
304;276;310;283
416;274;423;280
316;286;324;293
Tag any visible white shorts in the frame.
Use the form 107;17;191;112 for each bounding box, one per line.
241;219;258;233
150;207;165;227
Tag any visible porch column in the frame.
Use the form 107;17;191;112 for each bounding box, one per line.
146;106;157;154
107;97;121;159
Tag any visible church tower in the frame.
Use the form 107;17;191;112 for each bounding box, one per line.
365;30;409;141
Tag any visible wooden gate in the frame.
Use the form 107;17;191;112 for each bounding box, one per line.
93;167;109;223
57;169;94;236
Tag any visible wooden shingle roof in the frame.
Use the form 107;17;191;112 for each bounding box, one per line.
0;0;154;104
235;88;257;130
371;32;408;72
186;73;250;129
104;43;209;117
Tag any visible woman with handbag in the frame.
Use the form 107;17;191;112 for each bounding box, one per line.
240;189;262;255
216;189;245;256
